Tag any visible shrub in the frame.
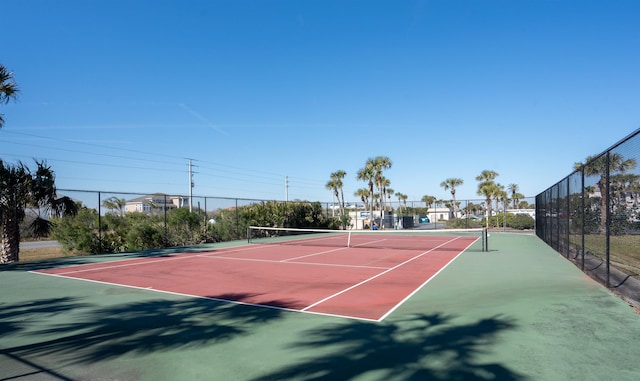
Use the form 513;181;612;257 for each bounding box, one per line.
446;218;483;229
509;214;535;230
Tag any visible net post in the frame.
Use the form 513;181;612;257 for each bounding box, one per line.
483;228;489;252
247;227;251;244
347;231;352;248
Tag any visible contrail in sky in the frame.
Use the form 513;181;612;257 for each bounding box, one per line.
179;103;228;135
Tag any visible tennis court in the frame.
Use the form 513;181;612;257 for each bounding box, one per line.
33;228;484;321
3;232;640;381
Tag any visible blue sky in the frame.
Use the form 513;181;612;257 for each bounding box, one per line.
1;0;639;207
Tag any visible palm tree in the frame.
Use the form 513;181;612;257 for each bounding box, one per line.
385;187;394;213
326;170;347;215
476;170;498;184
421;195;436;217
102;196;126;217
325;178;339;215
574;153;637;232
493;184;506;217
465;202;482;217
372;156;392;219
476;170;499;224
1;160;78;263
332;170;347;215
357;160;376;229
396;192;408;215
477;182;496;227
354;188;370;211
381;176;392;213
507;183;519;209
440;178;463;217
0;64;19;128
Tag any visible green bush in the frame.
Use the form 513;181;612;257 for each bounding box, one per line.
52;200;336;254
446;218;483;229
52;207;103;254
125;224;165;251
509;214;535;230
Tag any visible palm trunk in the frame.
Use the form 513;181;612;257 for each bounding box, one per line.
1;215;20;263
598;180;607;233
451;193;459;217
369;181;374;229
485;199;492;228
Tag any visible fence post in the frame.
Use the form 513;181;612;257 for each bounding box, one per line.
581;168;585;271
164;194;168;246
605;152;611;288
98;191;102;252
235;199;239;238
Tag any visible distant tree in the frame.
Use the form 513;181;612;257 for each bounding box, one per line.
0;64;19;128
357;160;376;228
440;178;464;217
421;195;436;215
354;188;370;211
476;170;498;184
574;153;637;232
396;192;408;215
1;160;78;263
326;178;339;213
102;196;126;217
508;184;519;208
326;170;347;215
512;192;525;209
385;187;394;212
381;176;392;212
518;200;531;209
463;202;483;216
476;170;499;226
372;156;393;218
494;185;507;214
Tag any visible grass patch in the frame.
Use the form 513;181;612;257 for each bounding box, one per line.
574;233;640;277
19;246;67;262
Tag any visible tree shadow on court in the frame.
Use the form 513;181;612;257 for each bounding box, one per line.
0;297;89;338
251;313;525;381
1;293;292;365
0;246;219;272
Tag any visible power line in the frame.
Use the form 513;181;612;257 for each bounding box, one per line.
0;129;332;198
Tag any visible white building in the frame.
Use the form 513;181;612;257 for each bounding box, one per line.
124;193;189;214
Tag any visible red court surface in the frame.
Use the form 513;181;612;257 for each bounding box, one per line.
34;235;479;321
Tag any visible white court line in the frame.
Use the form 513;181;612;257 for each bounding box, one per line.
37;242;393;276
36;244;285;275
377;235;479;321
30;271;380;322
280;246;350;262
301;236;467;313
40;254;202;275
196;254;389;270
31;234;480;322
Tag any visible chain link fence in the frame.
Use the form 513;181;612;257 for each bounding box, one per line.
52;188;536;256
536;128;640;288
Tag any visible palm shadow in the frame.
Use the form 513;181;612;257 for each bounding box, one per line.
0;297;89;338
1;245;223;272
2;292;290;365
252;313;526;381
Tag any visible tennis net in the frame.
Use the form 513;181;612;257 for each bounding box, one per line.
247;226;488;252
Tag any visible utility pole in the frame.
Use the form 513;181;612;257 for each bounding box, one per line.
188;159;194;212
285;176;289;202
